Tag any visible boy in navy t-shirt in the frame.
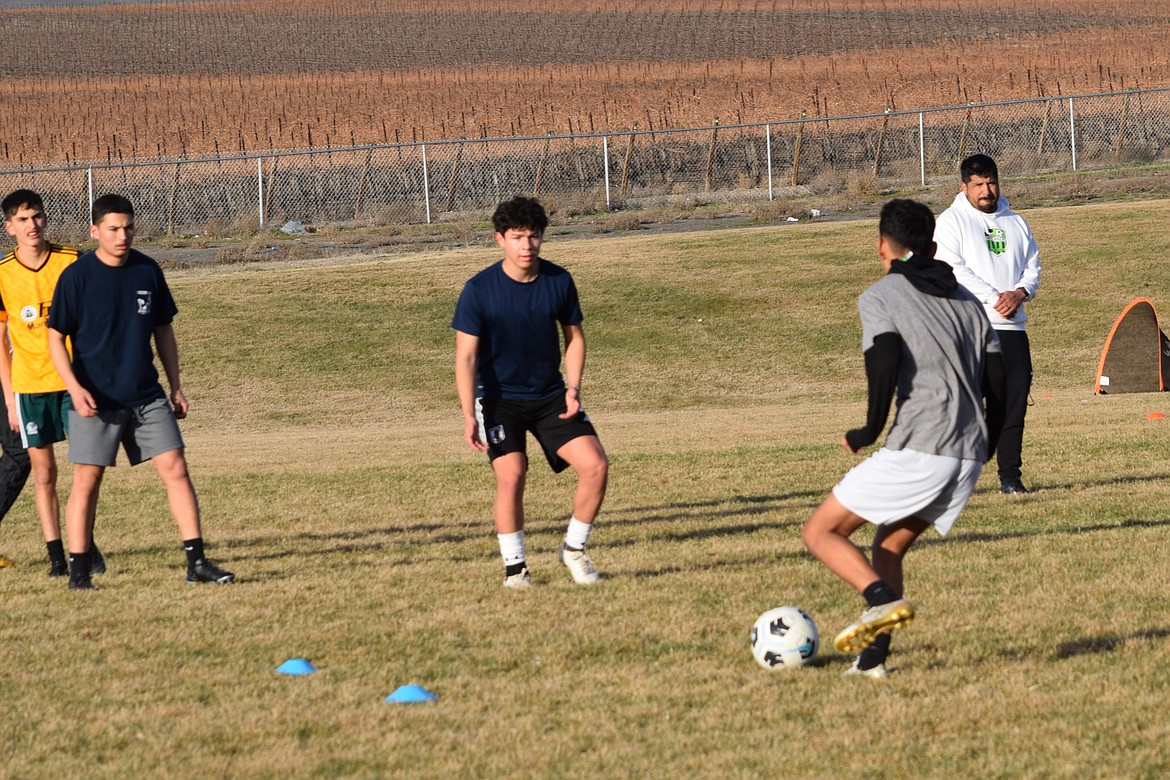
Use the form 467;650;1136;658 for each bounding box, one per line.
47;194;234;590
452;196;609;589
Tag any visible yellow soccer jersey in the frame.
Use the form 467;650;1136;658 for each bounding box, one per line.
0;243;78;393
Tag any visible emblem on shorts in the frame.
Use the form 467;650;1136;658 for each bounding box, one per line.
488;425;506;445
20;305;37;323
137;290;152;315
984;227;1006;255
24;421;38;436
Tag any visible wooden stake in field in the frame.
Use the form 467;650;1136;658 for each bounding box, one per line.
1115;92;1131;159
355;146;373;220
534;133;551;198
445;139;464;213
792;110;806;187
1037;100;1051;156
706;118;719;192
620;125;636;199
957;104;973;167
873;108;890;177
167;162;180;237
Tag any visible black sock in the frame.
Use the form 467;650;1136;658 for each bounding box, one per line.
857;632;892;670
862;580;899;608
505;561;527;577
183;537;205;568
69;551;91;578
47;539;67;566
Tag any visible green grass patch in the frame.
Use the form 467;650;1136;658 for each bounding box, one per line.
3;200;1170;776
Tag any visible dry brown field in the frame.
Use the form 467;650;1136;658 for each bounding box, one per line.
2;0;1170;164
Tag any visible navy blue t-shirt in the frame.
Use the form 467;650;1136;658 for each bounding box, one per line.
48;249;178;409
451;259;583;400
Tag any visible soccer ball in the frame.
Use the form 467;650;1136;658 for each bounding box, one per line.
750;606;819;670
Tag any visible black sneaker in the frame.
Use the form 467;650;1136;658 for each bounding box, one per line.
187;559;235;584
1000;479;1030;495
90;542;106;575
48;560;69;577
68;573;94;590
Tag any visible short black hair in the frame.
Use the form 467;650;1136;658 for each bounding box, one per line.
2;189;44;219
491;196;548;235
879;198;936;258
960;153;998;183
92;193;134;226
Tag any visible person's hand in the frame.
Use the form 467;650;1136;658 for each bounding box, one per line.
70;388;98;418
171;388;189;420
464;414;487;452
7;403;18;433
841;435;861;455
559;386;581;419
993;289;1026;319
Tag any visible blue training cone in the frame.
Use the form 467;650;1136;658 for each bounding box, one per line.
276;658;317;676
384;684;438;703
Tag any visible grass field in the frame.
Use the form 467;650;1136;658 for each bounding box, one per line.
3;199;1170;776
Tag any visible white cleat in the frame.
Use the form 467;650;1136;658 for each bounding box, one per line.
503;567;532;590
558;544;600;585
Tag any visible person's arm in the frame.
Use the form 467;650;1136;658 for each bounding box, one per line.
48;327;97;417
994;230;1041;319
153;322;188;419
0;319;17;432
455;330;486;451
843;331;901;454
560;322;586;419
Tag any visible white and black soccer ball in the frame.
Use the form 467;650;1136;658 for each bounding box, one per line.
750;606;819;670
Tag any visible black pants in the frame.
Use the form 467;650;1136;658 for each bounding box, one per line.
0;391;30;525
995;330;1033;483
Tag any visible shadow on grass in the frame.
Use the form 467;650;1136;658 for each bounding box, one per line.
936;517;1170;547
1055;627;1170;658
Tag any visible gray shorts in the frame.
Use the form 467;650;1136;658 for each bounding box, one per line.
68;396;185;467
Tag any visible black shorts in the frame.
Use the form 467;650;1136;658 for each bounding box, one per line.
475;394;598;473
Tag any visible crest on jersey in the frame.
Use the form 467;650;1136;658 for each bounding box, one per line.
984;227;1007;255
20;305;37;323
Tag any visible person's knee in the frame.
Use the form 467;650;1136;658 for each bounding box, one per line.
577;452;608;487
31;462;57;489
154;451;190;484
493;459;526;496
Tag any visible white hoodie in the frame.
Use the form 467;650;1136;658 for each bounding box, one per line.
933;192;1041;331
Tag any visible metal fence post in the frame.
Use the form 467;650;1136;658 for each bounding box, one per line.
603;136;611;210
257;157;265;227
1069;97;1078;171
918;112;926;186
87;167;93;219
765;123;773;201
421;142;431;224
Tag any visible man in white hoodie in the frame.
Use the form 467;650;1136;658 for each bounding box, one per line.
934;154;1040;494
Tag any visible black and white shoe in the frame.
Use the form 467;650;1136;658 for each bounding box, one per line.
1000;479;1030;495
48;560;69;577
187;559;235;584
90;542;106;575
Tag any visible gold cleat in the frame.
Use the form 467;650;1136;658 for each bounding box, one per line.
0;553;15;568
834;599;915;654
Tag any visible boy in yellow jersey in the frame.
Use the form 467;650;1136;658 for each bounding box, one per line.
0;190;103;577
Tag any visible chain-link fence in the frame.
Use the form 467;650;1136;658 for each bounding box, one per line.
2;88;1168;238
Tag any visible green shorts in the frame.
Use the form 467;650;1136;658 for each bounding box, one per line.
16;390;70;448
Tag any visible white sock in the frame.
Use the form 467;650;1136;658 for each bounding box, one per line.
498;531;526;566
563;517;594;550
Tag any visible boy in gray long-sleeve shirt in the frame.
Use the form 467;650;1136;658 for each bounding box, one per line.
800;199;1006;678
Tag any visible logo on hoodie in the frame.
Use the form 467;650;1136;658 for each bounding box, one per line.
984;227;1006;255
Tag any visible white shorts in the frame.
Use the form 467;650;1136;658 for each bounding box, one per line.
832;447;982;536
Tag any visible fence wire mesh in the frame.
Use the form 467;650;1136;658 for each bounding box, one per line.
1;89;1168;238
